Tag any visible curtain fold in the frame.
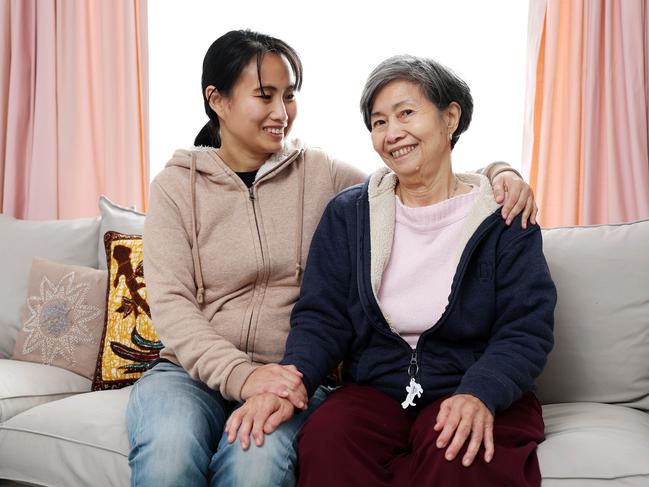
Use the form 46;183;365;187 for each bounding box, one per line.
0;0;148;219
524;0;649;227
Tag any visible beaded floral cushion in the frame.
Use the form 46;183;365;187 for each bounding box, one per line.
13;258;108;379
91;232;162;390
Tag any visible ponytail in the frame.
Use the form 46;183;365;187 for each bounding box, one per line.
194;121;220;148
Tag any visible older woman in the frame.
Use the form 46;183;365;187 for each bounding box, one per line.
225;55;556;486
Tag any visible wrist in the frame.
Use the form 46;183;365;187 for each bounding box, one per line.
490;166;523;182
229;362;258;401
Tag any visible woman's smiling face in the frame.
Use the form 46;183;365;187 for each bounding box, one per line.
369;80;458;179
209;53;298;163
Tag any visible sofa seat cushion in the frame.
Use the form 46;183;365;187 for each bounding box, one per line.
0;387;131;487
0;359;90;422
539;402;649;484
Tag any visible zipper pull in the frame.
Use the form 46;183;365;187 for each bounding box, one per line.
401;352;423;409
248;186;255;201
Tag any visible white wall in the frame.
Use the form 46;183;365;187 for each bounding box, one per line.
148;0;529;179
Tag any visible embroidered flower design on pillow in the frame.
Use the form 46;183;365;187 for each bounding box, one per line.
22;271;102;366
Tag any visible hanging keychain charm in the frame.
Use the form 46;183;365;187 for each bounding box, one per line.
401;377;423;409
402;352;423;409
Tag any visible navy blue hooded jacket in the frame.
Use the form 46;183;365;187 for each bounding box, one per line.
282;175;556;414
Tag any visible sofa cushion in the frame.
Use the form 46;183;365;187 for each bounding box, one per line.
92;233;161;391
538;219;649;411
98;196;145;270
0;214;100;360
538;402;649;484
12;259;108;379
0;387;130;486
0;359;90;422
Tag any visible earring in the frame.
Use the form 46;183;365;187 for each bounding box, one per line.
448;132;453;141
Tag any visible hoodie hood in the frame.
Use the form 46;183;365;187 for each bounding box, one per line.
165;138;304;180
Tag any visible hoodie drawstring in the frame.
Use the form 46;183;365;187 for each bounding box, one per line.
295;159;306;283
190;153;206;304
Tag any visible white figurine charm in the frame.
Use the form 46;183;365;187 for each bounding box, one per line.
401;377;423;409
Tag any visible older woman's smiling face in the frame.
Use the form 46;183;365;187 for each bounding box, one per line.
369;80;458;179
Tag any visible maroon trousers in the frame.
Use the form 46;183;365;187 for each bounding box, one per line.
297;384;544;487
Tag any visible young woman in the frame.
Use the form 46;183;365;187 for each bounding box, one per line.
126;30;538;487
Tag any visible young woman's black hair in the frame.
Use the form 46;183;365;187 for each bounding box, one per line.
194;30;303;148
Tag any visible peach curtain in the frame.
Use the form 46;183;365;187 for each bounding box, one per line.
0;0;149;219
524;0;649;227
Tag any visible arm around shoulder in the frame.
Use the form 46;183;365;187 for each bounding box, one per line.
326;152;367;194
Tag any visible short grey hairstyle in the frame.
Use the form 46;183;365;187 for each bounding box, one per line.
359;55;473;149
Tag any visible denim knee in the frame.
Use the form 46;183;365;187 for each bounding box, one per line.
126;362;232;487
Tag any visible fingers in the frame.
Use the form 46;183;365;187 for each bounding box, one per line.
443;415;473;462
263;400;294;435
492;182;505;204
531;199;538;225
461;416;484;467
237;402;273;450
293;383;309;410
282;364;304;378
251;410;267;448
263;380;306;409
237;412;254;450
263;409;283;435
434;399;451;432
504;185;529;226
283;386;307;410
483;420;495;463
521;196;534;230
226;409;243;444
436;407;461;451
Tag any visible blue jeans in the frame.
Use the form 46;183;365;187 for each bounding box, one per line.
126;361;329;487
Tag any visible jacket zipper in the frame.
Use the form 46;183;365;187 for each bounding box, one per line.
241;150;303;354
244;185;265;354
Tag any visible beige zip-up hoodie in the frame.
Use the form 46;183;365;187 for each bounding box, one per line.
143;140;365;401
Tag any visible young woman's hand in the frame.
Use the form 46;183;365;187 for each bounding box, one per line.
434;394;494;467
225;393;295;450
492;171;538;228
240;364;308;410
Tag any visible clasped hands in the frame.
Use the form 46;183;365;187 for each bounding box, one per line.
225;364;306;450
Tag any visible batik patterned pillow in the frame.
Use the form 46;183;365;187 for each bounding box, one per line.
12;258;108;379
91;232;162;390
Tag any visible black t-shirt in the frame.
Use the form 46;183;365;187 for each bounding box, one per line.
236;170;258;188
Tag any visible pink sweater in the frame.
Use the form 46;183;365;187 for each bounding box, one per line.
377;186;479;348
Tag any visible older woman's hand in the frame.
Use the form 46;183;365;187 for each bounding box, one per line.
434;394;494;467
225;393;295;450
240;364;308;410
492;170;538;229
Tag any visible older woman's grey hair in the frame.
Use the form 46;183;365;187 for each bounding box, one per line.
359;55;474;149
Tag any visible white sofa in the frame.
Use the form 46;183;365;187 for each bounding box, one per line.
1;209;649;486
